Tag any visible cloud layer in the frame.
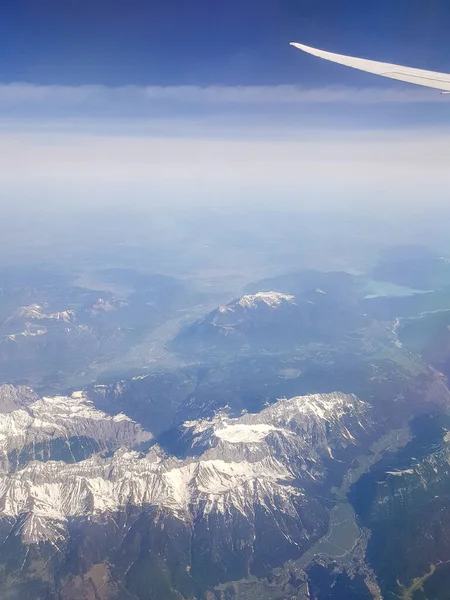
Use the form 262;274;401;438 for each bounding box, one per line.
0;82;445;118
0;81;448;211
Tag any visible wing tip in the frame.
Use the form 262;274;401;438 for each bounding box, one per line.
290;42;317;54
289;42;315;51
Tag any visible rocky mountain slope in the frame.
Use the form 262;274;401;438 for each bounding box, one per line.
0;386;372;599
0;384;152;474
173;287;366;355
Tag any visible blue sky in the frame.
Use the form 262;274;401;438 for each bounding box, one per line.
1;0;450;210
2;0;450;86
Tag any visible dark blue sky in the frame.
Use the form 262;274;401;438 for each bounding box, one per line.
2;0;450;86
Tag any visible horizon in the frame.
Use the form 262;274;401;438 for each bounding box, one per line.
1;0;450;212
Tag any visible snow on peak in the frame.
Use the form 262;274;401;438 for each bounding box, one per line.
91;298;117;313
15;304;76;323
0;387;369;545
237;292;295;309
0;389;152;472
185;392;367;450
16;304;43;318
268;392;363;422
183;392;368;443
0;448;294;542
214;423;283;444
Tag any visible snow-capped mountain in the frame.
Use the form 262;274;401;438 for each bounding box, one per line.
230;291;295;309
0;386;152;474
13;304;77;323
0;386;372;600
0;447;301;545
172;291;305;353
182;392;369;463
173;288;365;355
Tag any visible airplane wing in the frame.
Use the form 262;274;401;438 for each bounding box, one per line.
290;42;450;92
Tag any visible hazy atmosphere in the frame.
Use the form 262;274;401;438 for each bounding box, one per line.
1;0;450;215
1;2;450;600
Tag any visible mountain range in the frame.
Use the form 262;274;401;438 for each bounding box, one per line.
0;384;372;599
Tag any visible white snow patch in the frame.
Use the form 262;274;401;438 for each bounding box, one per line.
163;463;196;508
386;469;415;476
237;292;295;309
15;305;76;322
113;413;132;423
215;423;283;444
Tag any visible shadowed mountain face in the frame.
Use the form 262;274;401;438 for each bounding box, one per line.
350;414;450;599
173;279;367;356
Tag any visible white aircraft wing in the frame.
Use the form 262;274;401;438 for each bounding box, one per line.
290;42;450;92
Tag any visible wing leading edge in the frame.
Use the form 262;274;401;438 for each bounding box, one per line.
290;42;450;92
